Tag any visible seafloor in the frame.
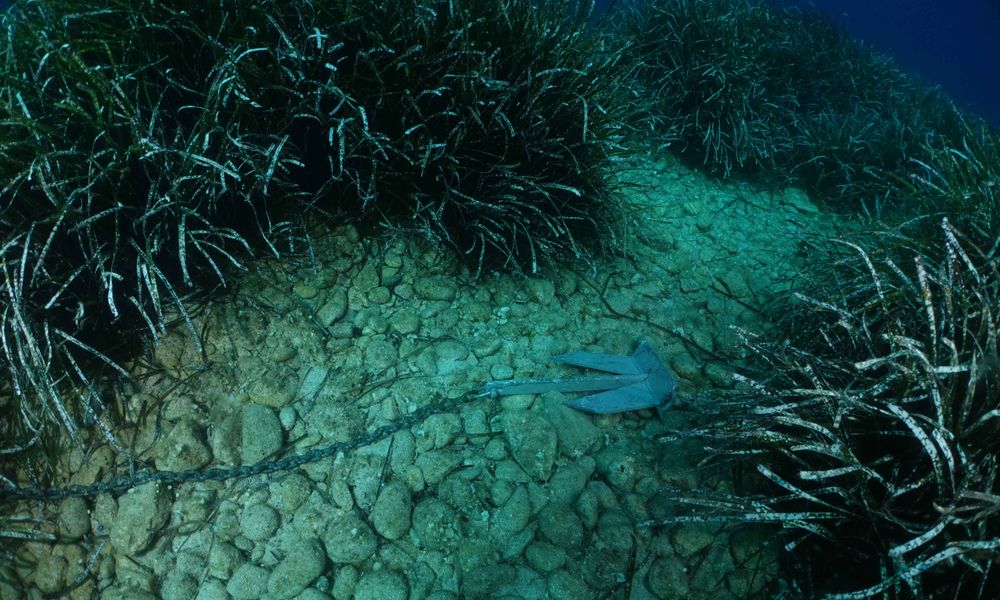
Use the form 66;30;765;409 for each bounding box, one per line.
5;153;850;599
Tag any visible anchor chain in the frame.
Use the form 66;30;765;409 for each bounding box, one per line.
1;393;475;503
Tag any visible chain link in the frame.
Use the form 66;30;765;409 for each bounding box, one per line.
1;393;475;503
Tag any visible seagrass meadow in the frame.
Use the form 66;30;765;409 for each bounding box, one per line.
1;0;998;598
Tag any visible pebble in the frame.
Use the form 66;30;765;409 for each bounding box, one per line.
226;563;270;600
161;571;199;600
57;497;90;541
208;542;242;579
110;482;171;555
673;524;716;558
490;485;531;541
501;409;557;481
33;554;67;594
266;538;326;599
371;481;413;540
547;456;595;506
240;404;284;464
524;277;556;305
411;498;460;550
537;504;583;549
298;366;330;403
489;363;514;380
421;413;462;449
414;449;462;486
271;473;312;512
547;569;593;600
240;503;279;542
389;311;420;335
594;441;640;492
364;338;399;373
540;397;601;458
525;542;566;573
247;370;298;408
646;557;689;598
332;564;360;599
414;275;457;301
317;290;348;325
355;570;408;600
155;418;212;471
322;508;377;564
293;283;319;299
196;580;230;600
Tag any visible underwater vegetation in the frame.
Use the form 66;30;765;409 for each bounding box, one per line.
2;0;999;597
671;126;1000;598
619;0;969;209
0;0;632;462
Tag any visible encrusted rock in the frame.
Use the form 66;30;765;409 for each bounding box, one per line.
110;482;171;555
501;409;557;481
322;508;377;564
240;404;284;465
266;538;326;599
226;563;270;600
355;569;408;600
240;503;280;543
371;480;413;540
154;418;212;471
57;496;90;541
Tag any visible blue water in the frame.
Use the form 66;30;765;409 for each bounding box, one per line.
773;0;1000;130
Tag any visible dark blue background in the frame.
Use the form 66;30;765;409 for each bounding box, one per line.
772;0;1000;129
597;0;1000;129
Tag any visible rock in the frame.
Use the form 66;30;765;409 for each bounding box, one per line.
226;563;270;600
547;456;595;506
414;275;457;301
208;541;242;579
297;366;330;404
411;498;460;550
524;278;556;305
240;404;284;465
540;397;601;458
110;482;171;555
57;496;90;540
293;283;319;299
195;579;229;600
355;570;408;600
389;311;420;335
673;524;715;558
322;508;377;564
525;542;566;573
537;504;583;549
154;418;212;471
317;290;348;325
414;450;462;486
594;441;640;493
34;553;67;594
463;564;516;599
240;503;280;543
547;569;594;600
420;413;462;449
160;571;199;600
491;485;531;541
371;480;413;540
646;557;689;598
247;369;298;408
271;472;313;513
266;538;326;599
500;409;557;482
